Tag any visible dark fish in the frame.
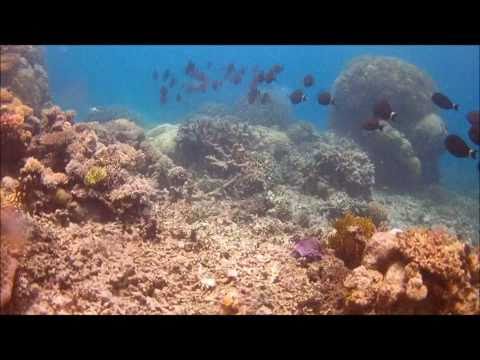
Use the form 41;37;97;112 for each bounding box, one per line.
362;117;385;131
169;77;176;88
444;134;476;159
248;88;259;104
239;66;246;76
432;92;459;110
225;63;235;79
260;92;271;105
162;69;170;81
250;78;258;90
231;72;242;85
256;70;265;83
160;94;167;105
192;69;207;82
467;111;479;127
272;64;284;74
317;91;334;106
212;80;221;91
160;85;168;97
176;94;181;102
468;125;479;145
373;98;397;121
152;69;159;81
265;70;276;84
185;60;196;76
303;74;315;87
289;89;307;105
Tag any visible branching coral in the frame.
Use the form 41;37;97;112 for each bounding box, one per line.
327;213;376;269
107;177;157;219
176;117;268;199
342;228;480;314
302;131;375;199
87;118;146;148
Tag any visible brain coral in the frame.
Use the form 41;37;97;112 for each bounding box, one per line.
330;56;445;189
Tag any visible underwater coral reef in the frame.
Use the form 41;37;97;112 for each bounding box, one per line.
331;56;446;189
0;46;478;315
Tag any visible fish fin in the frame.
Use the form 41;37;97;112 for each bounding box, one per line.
454;104;460;111
471;150;477;159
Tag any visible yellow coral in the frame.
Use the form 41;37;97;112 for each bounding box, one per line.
0;88;15;103
328;213;376;269
84;166;108;187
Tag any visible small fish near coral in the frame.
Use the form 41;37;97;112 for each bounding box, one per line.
303;74;315;87
468;124;479;145
467;111;479;127
361;117;385;131
432;92;459;111
289;90;307;105
372;99;397;121
317;91;334;106
444;134;477;159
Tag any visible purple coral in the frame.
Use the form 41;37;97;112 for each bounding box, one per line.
291;237;325;261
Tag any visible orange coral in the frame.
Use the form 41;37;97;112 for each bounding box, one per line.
343;227;480;314
397;228;464;281
1;87;33;119
328;213;376;269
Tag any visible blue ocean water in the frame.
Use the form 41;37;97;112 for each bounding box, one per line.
44;45;480;196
